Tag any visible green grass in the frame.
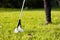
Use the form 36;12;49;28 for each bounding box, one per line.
0;8;60;40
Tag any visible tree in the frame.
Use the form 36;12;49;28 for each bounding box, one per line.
56;0;60;7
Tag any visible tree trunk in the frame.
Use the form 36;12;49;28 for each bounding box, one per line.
56;0;60;7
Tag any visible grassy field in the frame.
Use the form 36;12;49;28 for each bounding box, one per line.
0;8;60;40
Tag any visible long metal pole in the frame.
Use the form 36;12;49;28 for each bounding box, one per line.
17;0;25;27
19;0;25;19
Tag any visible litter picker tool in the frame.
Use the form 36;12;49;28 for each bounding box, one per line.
14;0;25;33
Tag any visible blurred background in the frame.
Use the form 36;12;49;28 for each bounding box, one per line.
0;0;59;8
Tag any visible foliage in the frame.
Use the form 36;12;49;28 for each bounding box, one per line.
0;0;58;8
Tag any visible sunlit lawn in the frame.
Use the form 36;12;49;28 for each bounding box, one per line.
0;8;60;40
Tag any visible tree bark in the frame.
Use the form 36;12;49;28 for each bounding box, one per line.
56;0;60;6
